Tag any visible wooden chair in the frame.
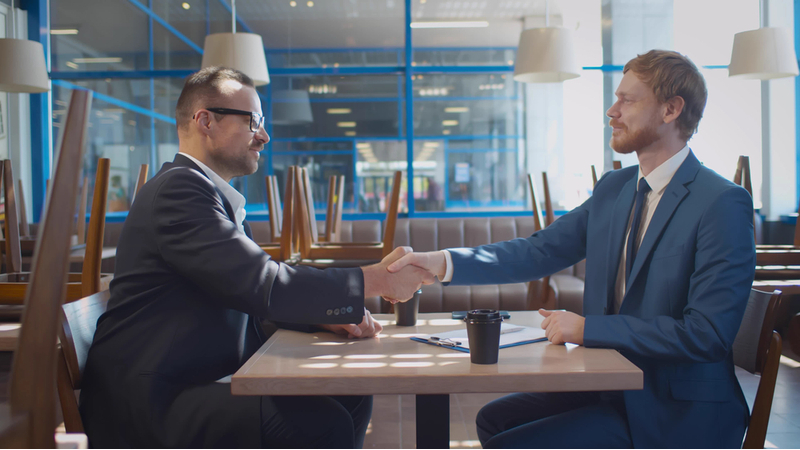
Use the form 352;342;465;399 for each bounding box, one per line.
590;165;598;187
541;172;555;227
319;175;345;243
57;289;110;433
0;158;112;306
17;180;30;238
527;174;551;309
733;155;753;197
265;175;282;243
260;167;298;263
131;163;148;203
0;89;91;448
76;176;89;246
295;170;401;263
733;288;782;449
612;160;622;170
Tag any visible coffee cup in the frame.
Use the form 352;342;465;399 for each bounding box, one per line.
464;309;503;364
394;289;421;326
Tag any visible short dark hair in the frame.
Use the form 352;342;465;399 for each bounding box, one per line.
624;50;707;141
175;66;254;131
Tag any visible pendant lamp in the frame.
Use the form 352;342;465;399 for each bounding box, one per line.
201;0;270;86
271;89;313;125
512;0;580;83
729;0;798;80
729;27;799;80
0;0;49;93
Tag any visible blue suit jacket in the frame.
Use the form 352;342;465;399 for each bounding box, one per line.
449;151;754;448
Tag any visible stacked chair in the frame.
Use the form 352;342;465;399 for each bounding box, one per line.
0;89;92;447
294;169;401;266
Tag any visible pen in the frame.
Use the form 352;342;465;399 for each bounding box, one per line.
427;337;462;347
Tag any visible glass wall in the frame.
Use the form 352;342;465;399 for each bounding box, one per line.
43;0;776;221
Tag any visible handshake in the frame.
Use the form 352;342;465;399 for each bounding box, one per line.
361;247;448;303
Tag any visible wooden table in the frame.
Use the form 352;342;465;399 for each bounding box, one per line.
232;311;643;448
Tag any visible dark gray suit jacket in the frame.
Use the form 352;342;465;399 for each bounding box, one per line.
79;155;365;447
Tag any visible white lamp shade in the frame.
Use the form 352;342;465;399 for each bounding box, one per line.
0;38;49;93
513;27;580;83
271;90;313;125
729;27;799;80
201;32;270;86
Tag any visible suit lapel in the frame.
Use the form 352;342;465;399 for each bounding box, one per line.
605;176;636;313
624;151;701;296
172;154;237;224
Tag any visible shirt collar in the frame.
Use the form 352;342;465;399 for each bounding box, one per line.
637;145;690;194
177;152;247;224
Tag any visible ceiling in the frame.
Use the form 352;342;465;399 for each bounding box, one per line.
49;0;573;56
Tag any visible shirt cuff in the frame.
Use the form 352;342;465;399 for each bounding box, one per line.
441;250;454;283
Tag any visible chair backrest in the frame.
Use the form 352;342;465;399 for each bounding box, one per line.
17;180;30;238
612;160;622;170
81;158;110;297
541;172;555;227
733;288;782;449
278;167;296;261
57;289;110;433
131;163;148;203
590;165;598;187
301;168;320;242
381;171;402;257
733;155;753;198
4;89;92;448
76;176;89;246
266;175;280;242
323;175;345;243
526;174;545;232
332;175;345;242
323;175;337;242
3;160;22;274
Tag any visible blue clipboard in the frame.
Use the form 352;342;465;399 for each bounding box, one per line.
410;323;548;353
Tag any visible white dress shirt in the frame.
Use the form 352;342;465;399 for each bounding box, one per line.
440;145;691;306
178;152;247;234
613;145;689;312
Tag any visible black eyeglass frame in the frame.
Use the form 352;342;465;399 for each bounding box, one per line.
201;107;264;132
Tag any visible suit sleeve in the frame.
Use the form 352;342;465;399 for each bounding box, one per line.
151;170;365;324
583;187;755;363
447;196;592;285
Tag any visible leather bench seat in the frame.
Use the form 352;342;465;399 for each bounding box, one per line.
102;217;587;315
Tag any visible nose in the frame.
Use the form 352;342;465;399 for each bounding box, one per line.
606;100;620;119
255;126;270;144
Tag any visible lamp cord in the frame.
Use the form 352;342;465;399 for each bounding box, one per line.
231;0;236;34
545;0;549;27
9;0;15;38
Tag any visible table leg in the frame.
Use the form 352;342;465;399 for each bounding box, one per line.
416;394;449;449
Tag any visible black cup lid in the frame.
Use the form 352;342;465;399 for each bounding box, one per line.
465;309;502;322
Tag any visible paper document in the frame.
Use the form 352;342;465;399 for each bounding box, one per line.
411;323;547;352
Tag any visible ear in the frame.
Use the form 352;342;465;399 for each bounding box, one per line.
662;96;685;125
193;110;214;137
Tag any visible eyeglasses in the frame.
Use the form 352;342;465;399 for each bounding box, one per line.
204;107;264;132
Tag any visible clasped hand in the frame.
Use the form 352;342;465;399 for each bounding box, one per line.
361;247;437;303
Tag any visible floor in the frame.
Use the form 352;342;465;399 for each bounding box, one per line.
362;349;800;449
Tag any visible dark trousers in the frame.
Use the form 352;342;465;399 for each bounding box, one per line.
261;395;372;448
476;391;632;449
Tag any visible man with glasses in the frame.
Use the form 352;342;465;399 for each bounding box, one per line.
79;66;433;448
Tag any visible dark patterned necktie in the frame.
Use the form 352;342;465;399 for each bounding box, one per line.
626;177;651;283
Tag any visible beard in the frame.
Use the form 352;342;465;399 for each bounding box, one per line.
210;144;261;179
610;123;659;155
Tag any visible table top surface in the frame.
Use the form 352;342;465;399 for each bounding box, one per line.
232;311;643;396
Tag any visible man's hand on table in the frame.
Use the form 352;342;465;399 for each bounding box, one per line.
539;309;585;345
320;308;383;339
362;246;436;303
